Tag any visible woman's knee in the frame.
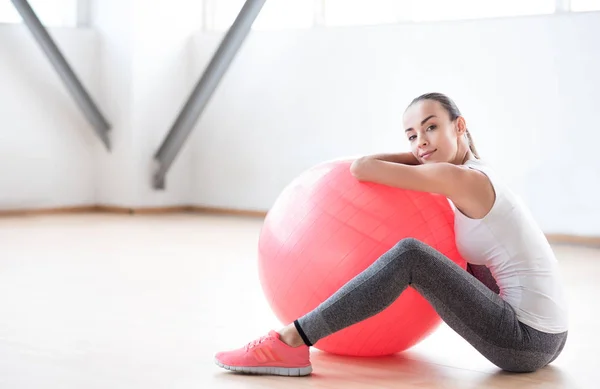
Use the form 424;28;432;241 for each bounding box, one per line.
383;238;439;274
386;238;442;269
393;237;428;252
373;238;426;270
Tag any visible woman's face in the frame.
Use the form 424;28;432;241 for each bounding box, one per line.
403;99;466;165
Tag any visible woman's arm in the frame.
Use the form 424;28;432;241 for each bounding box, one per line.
350;158;464;197
361;152;421;166
349;158;495;219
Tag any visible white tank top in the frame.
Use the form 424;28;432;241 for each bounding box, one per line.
449;159;569;334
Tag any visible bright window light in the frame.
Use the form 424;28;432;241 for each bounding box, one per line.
253;0;314;30
321;0;556;25
570;0;600;11
0;0;79;27
0;0;21;23
323;0;399;26
208;0;315;31
409;0;555;22
208;0;245;31
205;0;596;31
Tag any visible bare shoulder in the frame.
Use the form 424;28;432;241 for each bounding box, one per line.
451;165;496;219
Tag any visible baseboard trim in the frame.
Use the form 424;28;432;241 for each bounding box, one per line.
95;205;267;217
1;206;598;246
95;205;195;215
0;206;98;217
0;205;268;218
545;234;600;247
190;206;267;218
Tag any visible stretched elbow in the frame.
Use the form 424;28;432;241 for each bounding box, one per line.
350;158;368;180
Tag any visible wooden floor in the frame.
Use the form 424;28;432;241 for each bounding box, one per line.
0;213;597;389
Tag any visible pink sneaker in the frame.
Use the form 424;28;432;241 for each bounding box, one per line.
214;330;312;376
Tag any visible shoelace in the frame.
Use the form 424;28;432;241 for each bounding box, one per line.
245;334;271;350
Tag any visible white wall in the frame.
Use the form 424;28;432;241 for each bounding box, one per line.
191;12;600;236
0;0;203;211
91;0;201;208
0;25;100;210
128;0;202;207
1;8;598;237
90;0;136;207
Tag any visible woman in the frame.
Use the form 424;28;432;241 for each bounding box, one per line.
214;93;569;376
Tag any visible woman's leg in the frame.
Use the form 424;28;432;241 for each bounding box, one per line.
293;238;567;372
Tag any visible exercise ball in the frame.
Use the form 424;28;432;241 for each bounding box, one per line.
257;159;466;356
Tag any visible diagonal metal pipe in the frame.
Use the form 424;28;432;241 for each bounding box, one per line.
11;0;111;150
153;0;267;189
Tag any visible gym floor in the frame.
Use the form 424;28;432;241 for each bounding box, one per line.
0;213;596;389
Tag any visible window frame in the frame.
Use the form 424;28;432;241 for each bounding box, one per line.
199;0;599;32
0;0;89;27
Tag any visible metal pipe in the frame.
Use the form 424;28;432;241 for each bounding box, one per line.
153;0;267;189
11;0;111;150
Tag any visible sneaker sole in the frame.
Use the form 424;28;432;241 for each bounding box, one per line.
214;358;312;376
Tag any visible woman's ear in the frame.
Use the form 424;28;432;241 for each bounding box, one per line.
455;116;467;135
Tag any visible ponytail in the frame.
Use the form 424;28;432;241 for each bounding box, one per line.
465;129;479;159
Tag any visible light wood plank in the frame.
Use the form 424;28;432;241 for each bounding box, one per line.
0;214;596;388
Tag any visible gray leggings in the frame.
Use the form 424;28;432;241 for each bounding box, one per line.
295;238;567;373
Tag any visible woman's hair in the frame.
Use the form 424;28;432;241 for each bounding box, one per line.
407;92;480;159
